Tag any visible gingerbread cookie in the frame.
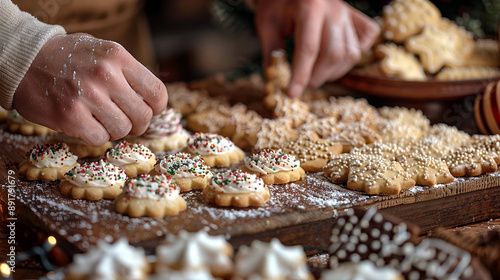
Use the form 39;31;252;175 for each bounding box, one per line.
282;132;343;172
241;149;305;185
127;108;189;152
49;133;111;158
203;169;270;207
104;141;156;178
184;132;244;167
252;117;299;151
375;43;427;81
115;174;187;218
18;143;79;182
151;152;213;191
382;0;441;43
60;160;127;201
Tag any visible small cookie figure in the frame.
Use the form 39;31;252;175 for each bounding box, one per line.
127;108;190;152
64;238;149;280
241;149;305;185
151;152;213;191
441;146;498;177
115;174;187;218
375;43;427;81
233;238;314;280
60;160;127;201
184;132;245;167
320;261;404;280
18;143;79;182
104;141;156;178
203;169;270;207
155;230;233;279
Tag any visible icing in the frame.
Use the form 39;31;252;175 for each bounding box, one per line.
104;141;154;165
64;160;126;188
156;230;232;273
143;108;183;138
244;149;300;174
208;170;266;194
123;174;181;200
67;238;146;280
27;143;77;168
234;238;310;279
320;261;402;280
155;153;213;179
187;132;235;155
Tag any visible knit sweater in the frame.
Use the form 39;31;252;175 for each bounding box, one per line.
0;0;66;110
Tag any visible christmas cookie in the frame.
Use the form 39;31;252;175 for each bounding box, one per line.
60;160;127;201
49;132;111;158
127;108;189;152
115;174;187;218
184;132;244;167
203;169;270;207
441;146;498;177
6;110;53;136
241;149;305;185
151;152;213;191
18;143;79;182
186;103;247;137
395;154;454;186
252;117;299;151
375;43;426;81
104;141;156;178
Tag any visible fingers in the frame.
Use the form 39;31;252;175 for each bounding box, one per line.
349;5;380;52
288;1;323;98
61;103;111;147
255;3;284;68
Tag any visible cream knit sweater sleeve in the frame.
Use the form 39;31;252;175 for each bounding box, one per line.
0;0;66;110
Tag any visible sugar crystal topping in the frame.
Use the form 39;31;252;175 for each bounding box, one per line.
244;149;300;174
155;152;212;179
64;160;126;188
28;143;77;168
209;169;266;194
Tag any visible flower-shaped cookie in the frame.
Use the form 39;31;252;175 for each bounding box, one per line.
104;141;156;177
184;132;244;167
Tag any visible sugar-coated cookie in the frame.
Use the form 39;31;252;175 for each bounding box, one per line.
18;143;79;182
441;146;498;177
60;160;127;201
241;149;305;185
151;152;213;191
375;43;426;81
184;132;245;167
203;169;270;207
395;154;454;186
115;174;187;218
252;117;299;151
104;141;156;178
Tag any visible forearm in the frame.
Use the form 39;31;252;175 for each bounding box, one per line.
0;0;65;110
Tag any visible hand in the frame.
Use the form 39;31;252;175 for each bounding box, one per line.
255;0;380;97
13;33;168;146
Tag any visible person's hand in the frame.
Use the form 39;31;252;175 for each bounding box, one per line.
255;0;380;97
13;33;168;146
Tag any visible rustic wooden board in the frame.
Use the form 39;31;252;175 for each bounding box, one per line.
1;130;500;256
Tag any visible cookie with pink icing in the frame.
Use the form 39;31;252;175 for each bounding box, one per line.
151;152;213;191
104;141;156;178
115;174;187;217
59;160;127;201
184;132;245;167
18;143;79;181
202;169;270;207
241;149;305;185
127;108;190;152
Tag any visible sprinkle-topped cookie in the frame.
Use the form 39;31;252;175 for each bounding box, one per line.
123;174;180;200
209;170;265;194
154;153;212;178
143;108;183;138
245;149;300;174
64;160;127;188
105;141;154;165
27;143;77;168
187;132;235;155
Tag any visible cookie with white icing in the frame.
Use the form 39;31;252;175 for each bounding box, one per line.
151;152;213;191
115;174;187;218
104;141;156;178
60;160;127;201
241;149;305;185
184;132;245;167
127;108;190;152
18;143;79;182
65;238;149;280
203;169;270;207
155;230;233;279
233;238;314;280
49;132;112;158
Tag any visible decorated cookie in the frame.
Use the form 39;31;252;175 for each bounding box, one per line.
59;160;127;201
6;110;54;136
166;82;206;116
49;133;112;158
395;154;454;186
230;110;264;149
65;238;149;280
184;132;245;167
308;96;379;123
264;92;315;128
382;0;441;43
127;108;190;152
186;103;247;137
281;132;343;172
233;238;314;280
375;43;427;81
156;230;233;279
241;149;305;185
104;141;156;178
18;143;79;181
441;146;498;177
435;66;500;81
151;152;213;191
252;117;299;151
115;174;187;217
203;169;270;207
320;261;404;280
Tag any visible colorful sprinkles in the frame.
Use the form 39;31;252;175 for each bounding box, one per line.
187;132;235;155
245;149;300;175
105;141;153;164
64;160;126;187
209;169;265;194
28;143;77;166
143;108;183;138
